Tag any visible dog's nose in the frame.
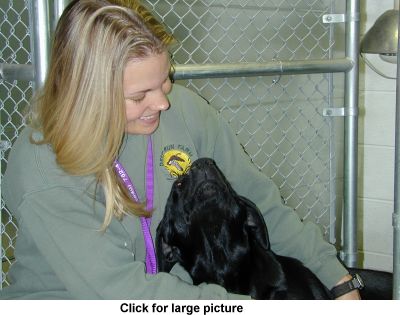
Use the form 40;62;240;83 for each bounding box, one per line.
190;158;218;183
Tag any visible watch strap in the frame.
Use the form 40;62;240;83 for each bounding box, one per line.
330;274;364;298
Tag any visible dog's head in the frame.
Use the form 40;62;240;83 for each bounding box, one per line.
156;158;273;286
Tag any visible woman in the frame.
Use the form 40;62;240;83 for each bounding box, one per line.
0;0;358;299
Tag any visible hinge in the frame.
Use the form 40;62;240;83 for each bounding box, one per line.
323;107;358;117
322;13;360;24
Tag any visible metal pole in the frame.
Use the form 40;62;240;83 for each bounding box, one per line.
1;58;354;82
340;0;360;267
173;58;353;80
393;3;400;300
0;63;35;81
30;0;51;89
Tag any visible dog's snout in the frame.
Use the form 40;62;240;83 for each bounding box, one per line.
197;181;218;199
190;158;218;179
185;158;217;183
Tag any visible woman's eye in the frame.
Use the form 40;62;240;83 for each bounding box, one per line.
125;94;145;103
131;97;144;103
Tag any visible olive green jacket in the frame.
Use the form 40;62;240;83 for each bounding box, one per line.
0;84;347;299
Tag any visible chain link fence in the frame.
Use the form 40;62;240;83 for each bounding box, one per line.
1;0;345;289
1;0;33;288
143;0;345;237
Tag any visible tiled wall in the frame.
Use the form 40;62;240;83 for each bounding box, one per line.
358;0;397;271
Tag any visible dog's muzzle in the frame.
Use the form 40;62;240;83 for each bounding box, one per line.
195;181;220;200
189;158;226;200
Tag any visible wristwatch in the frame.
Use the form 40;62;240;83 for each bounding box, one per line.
330;274;364;298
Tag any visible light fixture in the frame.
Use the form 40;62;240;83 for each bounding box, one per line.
360;9;398;56
360;6;399;78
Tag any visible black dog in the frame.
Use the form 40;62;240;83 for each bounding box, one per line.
156;158;393;299
156;158;333;299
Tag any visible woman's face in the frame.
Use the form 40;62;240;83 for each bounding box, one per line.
123;51;172;135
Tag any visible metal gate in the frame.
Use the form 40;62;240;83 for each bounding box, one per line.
146;0;345;241
1;0;356;290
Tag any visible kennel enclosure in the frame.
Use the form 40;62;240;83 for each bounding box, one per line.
1;0;397;298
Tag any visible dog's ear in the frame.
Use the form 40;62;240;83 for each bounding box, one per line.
237;196;271;251
161;236;180;263
157;234;181;272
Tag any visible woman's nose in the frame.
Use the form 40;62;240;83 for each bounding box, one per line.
150;92;170;111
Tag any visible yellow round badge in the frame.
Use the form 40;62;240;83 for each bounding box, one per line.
162;149;191;177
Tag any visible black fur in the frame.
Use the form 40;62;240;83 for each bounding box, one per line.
156;158;331;299
156;158;392;299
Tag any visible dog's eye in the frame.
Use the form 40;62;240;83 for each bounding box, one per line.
176;181;183;189
175;176;186;189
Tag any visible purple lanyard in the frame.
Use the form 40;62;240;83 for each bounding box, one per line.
114;136;157;274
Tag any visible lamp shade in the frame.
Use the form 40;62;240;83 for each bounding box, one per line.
360;9;399;55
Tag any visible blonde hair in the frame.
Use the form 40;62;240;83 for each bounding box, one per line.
30;0;175;229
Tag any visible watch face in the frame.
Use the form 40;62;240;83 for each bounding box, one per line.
354;274;364;289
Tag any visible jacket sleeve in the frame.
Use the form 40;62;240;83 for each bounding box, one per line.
184;92;348;290
17;187;250;299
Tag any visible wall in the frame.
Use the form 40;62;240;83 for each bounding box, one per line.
358;0;397;271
